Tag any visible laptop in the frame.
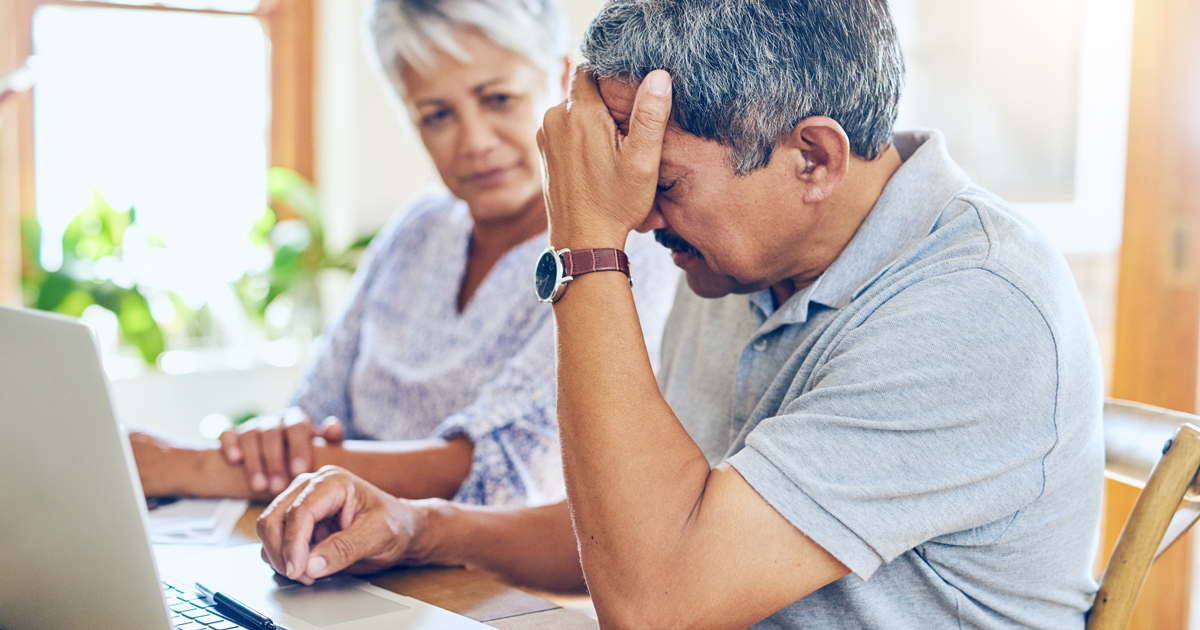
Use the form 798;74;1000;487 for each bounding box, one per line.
0;305;488;630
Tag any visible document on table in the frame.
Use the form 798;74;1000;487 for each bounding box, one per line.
147;498;249;545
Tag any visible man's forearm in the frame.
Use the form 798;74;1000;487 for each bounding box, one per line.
551;273;713;606
405;499;585;591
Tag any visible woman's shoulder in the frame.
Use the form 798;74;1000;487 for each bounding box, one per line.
371;190;469;252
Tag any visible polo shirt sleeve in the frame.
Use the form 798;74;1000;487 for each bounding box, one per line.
727;268;1061;580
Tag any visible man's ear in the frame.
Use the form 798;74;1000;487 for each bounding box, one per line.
780;117;850;204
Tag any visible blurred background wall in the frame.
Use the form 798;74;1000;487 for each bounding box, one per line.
315;0;607;255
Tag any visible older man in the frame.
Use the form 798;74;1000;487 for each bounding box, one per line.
536;0;1103;628
258;0;1103;627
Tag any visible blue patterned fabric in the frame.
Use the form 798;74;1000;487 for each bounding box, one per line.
292;193;679;506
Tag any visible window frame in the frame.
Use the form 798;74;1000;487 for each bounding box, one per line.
0;0;314;305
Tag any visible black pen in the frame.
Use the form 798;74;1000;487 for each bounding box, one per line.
145;495;179;510
194;582;277;630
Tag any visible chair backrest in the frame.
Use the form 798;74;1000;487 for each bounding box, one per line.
1088;399;1200;630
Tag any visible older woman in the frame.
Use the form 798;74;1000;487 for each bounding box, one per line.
133;0;676;584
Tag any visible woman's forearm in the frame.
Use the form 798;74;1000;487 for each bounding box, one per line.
131;431;472;502
314;437;473;500
130;433;276;501
406;499;584;592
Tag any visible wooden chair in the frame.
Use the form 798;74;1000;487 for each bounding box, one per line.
1089;399;1200;629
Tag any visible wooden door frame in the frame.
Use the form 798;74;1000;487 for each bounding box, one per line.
1106;0;1200;628
0;0;35;306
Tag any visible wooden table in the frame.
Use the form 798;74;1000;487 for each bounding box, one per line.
230;507;598;630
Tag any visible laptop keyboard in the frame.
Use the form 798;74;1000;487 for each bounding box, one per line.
161;579;247;630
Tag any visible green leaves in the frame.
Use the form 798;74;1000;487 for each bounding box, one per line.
21;170;377;368
238;168;376;324
267;166;321;232
33;271;77;312
22;191;167;366
248;206;276;246
116;289;165;364
62;191;130;262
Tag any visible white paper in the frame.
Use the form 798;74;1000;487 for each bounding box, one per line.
148;498;248;545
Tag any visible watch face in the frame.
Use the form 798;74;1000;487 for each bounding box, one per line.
535;249;560;301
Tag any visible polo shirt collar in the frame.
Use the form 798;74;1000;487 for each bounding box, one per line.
752;130;972;328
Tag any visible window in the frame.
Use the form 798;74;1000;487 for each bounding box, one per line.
33;5;269;279
892;0;1135;256
1;0;313;310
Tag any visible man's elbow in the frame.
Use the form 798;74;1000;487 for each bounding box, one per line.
594;603;707;630
591;581;707;630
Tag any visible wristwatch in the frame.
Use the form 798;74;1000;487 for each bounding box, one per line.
534;247;631;303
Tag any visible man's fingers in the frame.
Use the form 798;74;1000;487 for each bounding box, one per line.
280;471;356;583
624;69;673;160
238;431;268;493
304;515;381;581
541;64;667;242
305;531;356;580
257;478;309;575
218;429;243;464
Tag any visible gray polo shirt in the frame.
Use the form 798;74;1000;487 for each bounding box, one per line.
658;130;1104;629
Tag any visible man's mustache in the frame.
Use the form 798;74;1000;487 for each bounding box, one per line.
654;229;704;259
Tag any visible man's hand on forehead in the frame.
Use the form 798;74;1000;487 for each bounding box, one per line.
538;66;673;250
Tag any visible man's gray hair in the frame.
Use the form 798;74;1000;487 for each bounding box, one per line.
367;0;570;100
582;0;904;174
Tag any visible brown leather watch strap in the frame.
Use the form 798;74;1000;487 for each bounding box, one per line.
561;248;630;279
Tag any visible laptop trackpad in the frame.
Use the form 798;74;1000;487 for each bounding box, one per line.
270;578;409;627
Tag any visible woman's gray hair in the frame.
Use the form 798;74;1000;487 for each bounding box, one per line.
366;0;570;100
582;0;904;174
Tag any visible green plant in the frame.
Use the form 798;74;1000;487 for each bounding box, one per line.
20;169;375;366
21;191;167;364
236;167;374;324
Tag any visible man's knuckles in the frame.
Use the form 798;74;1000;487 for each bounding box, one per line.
541;102;568;133
256;510;283;544
319;533;362;570
617;155;658;180
312;464;349;479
